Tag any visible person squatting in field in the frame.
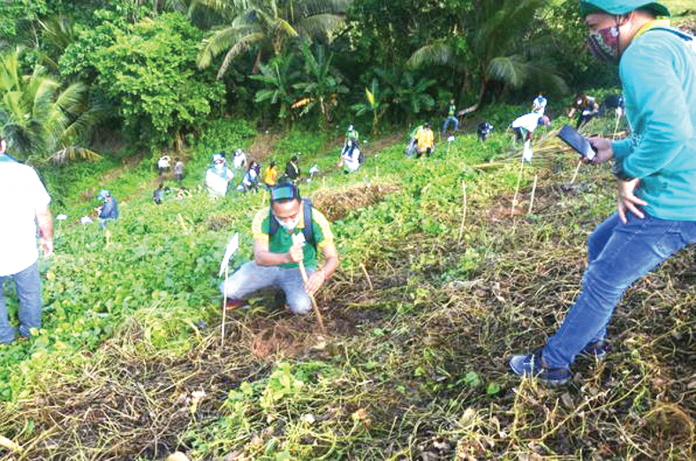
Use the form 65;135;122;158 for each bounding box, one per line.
414;123;435;158
220;183;339;314
0;138;54;344
510;0;696;385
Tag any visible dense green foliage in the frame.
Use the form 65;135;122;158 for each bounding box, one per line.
4;0;676;155
61;11;225;148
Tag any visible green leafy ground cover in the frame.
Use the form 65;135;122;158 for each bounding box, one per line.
0;112;694;460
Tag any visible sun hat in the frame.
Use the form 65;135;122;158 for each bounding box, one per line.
579;0;670;18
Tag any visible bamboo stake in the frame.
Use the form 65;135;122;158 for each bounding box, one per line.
292;234;326;334
177;213;188;233
221;264;228;348
297;261;326;334
570;160;582;184
528;174;538;215
360;263;373;291
612;112;621;140
457;181;467;243
511;157;525;215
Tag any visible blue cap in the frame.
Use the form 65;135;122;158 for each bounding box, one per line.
579;0;670;17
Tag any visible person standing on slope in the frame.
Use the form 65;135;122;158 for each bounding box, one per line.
510;0;696;385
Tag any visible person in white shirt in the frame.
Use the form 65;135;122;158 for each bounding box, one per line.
232;149;248;170
532;93;548;116
0;138;53;343
157;155;171;175
205;153;234;197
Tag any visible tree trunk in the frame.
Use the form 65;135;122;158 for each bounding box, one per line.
460;77;486;116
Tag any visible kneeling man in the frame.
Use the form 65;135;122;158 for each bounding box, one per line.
221;184;339;314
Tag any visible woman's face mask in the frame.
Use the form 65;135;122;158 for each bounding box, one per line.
587;24;621;63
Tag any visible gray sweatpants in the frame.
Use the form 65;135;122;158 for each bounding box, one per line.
219;261;314;314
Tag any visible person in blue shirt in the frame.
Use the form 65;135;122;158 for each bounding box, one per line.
510;0;696;385
97;189;118;228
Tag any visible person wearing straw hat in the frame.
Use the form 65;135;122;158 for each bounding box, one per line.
510;0;696;385
220;183;338;314
0;137;54;344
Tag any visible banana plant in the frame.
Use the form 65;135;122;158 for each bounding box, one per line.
351;78;390;136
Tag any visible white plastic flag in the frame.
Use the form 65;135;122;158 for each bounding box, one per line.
218;233;239;277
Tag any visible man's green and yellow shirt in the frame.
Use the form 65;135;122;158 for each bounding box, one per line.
252;206;334;270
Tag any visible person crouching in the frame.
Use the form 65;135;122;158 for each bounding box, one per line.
220;183;339;314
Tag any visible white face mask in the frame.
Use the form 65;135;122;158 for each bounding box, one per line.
275;214;301;231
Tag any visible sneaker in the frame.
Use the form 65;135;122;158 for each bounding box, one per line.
222;298;244;311
579;340;610;361
509;349;572;386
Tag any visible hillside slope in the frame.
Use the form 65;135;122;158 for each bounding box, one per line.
0;117;694;460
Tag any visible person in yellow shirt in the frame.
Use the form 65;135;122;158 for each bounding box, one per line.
414;123;435;158
263;161;279;189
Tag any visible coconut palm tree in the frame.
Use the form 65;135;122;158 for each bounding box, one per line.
0;48;103;163
196;0;351;78
408;0;567;114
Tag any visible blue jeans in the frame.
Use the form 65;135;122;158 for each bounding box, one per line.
543;211;696;368
220;261;315;314
443;116;458;132
0;261;42;343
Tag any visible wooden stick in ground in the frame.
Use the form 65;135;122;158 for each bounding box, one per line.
457;181;467;243
177;213;188;233
291;233;326;333
297;260;326;334
360;263;373;291
612;112;621;140
511;157;525;215
570;160;582;184
221;264;228;348
528;174;538;215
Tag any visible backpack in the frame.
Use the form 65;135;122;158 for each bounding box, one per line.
268;199;315;249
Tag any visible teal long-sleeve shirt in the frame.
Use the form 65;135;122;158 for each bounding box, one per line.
612;28;696;221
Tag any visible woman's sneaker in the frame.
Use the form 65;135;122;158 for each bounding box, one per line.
509;349;571;386
579;340;610;361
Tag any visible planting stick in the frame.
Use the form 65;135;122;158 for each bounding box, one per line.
221;265;228;348
511;157;525;215
528;174;538;215
177;213;188;233
292;234;326;334
360;263;373;291
218;233;239;348
570;160;582;184
298;261;326;334
612;112;621;140
457;181;467;243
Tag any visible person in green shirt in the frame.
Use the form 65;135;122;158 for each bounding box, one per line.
220;183;339;313
405;123;424;157
442;99;459;133
510;0;696;385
